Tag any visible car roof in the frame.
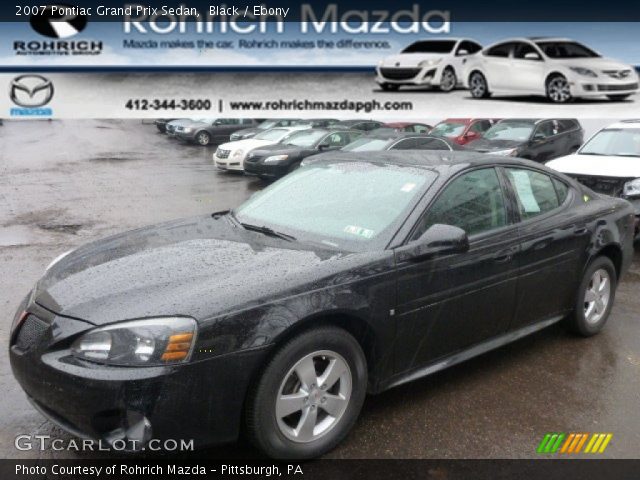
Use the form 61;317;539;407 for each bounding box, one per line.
528;37;574;42
609;120;640;128
384;122;429;127
362;131;432;140
307;151;553;173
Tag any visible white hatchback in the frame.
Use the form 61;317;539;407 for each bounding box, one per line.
213;126;309;172
376;38;483;92
464;37;639;103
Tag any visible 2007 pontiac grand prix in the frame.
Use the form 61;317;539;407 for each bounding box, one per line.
10;151;635;459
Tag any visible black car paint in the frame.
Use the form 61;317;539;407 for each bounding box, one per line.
243;129;362;178
10;152;635;449
468;119;584;162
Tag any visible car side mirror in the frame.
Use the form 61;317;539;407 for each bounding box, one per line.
532;133;546;142
524;52;541;61
213;120;223;126
318;143;332;151
397;224;469;262
457;49;469;56
464;131;478;138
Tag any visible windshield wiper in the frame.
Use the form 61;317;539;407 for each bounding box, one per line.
212;209;243;228
240;222;296;242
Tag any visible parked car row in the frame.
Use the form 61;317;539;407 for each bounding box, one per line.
376;37;639;103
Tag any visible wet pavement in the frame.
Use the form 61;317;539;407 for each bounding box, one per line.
0;120;639;459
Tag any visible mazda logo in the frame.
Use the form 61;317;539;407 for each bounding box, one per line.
30;5;87;39
10;75;55;108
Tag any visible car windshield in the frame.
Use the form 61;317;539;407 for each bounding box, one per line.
430;122;466;137
342;138;393;152
536;41;600;58
258;120;278;129
253;128;291;141
401;41;456;54
283;130;327;147
235;162;435;250
483;122;534;141
579;128;640;157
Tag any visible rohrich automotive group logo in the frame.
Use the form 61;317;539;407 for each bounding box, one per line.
537;432;613;454
14;4;102;56
30;4;87;38
9;75;54;117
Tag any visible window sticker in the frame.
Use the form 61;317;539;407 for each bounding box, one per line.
344;225;375;239
510;171;541;213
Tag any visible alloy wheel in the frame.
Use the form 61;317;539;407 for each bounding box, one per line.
470;73;486;97
547;77;572;103
440;69;456;92
197;132;210;145
276;350;352;443
584;268;611;324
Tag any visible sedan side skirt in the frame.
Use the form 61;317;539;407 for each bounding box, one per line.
383;315;565;391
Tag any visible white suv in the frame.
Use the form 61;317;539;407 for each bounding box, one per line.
376;38;483;92
465;37;639;103
546;120;640;235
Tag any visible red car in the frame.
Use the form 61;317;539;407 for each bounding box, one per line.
378;122;433;134
429;118;500;145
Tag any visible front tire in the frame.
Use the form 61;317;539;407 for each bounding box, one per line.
195;131;211;146
439;67;457;92
246;326;367;459
469;72;490;98
567;256;617;336
607;94;632;101
546;75;572;103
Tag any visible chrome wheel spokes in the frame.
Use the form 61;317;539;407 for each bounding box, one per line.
584;268;611;324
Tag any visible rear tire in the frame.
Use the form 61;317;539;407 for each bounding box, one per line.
245;326;367;459
607;94;631;101
567;256;617;336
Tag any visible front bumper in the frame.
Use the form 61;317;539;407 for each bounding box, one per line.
9;304;271;448
375;65;441;86
174;130;198;142
570;75;639;97
213;154;245;171
243;160;289;178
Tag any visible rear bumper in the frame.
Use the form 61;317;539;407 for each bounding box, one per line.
9;308;271;448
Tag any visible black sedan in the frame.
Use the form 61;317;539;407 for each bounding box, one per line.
243;128;363;178
10;152;634;459
467;118;584;162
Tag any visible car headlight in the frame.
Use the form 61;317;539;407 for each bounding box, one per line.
264;155;289;163
71;317;197;366
418;58;442;68
623;178;640;198
232;149;244;159
490;148;518;156
569;67;597;78
183;127;194;133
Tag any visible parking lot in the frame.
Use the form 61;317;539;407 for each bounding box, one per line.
1;119;639;459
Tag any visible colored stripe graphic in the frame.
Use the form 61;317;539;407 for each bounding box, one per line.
538;433;613;454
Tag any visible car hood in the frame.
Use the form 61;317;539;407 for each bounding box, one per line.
546;153;640;178
551;57;635;72
167;119;196;127
381;53;447;67
467;138;524;152
250;144;306;157
218;138;278;152
233;127;261;136
34;215;352;325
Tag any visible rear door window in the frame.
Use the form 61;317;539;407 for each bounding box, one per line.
505;168;561;219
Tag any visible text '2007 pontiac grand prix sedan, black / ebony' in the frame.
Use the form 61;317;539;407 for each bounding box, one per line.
9;152;635;459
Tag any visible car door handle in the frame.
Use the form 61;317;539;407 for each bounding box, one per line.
574;226;588;235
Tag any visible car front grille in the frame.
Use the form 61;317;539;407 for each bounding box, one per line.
380;67;421;81
571;175;630;197
14;314;49;351
216;149;231;159
597;83;638;92
166;125;176;133
602;69;633;79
